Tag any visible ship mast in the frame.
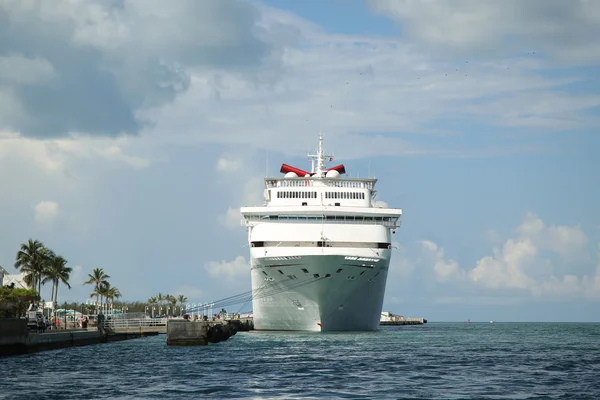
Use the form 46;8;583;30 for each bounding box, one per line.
308;134;332;178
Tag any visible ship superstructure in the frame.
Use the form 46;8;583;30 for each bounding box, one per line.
240;135;402;331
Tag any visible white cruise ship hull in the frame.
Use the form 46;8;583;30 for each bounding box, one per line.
251;249;391;332
241;136;402;332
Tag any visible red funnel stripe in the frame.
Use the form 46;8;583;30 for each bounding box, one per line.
327;164;346;175
280;163;311;177
280;163;346;176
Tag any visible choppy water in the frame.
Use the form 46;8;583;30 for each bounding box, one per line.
1;323;599;399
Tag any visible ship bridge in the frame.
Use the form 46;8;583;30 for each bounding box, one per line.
263;176;377;208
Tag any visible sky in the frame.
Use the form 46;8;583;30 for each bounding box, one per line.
1;0;599;322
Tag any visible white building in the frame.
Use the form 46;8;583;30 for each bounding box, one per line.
380;311;405;322
1;269;30;289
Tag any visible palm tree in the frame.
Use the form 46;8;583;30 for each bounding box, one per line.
42;255;72;306
168;295;177;308
177;295;188;316
148;296;158;304
14;239;51;302
157;292;164;305
106;285;121;305
92;282;111;314
84;268;110;307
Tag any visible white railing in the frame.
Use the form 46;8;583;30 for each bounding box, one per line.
265;178;376;190
243;215;400;228
103;317;169;329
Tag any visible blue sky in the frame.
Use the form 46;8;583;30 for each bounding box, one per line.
1;0;599;322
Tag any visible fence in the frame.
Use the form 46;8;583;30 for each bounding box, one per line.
103;316;169;330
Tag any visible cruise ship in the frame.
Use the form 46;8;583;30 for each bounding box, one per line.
240;135;402;331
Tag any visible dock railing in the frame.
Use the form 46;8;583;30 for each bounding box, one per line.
103;313;171;333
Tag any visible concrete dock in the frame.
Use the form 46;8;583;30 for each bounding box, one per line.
166;318;251;346
0;317;157;357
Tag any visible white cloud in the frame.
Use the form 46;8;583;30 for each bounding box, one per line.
421;240;466;282
516;212;588;261
34;201;59;224
367;0;600;65
135;5;600;160
0;0;282;137
216;156;243;173
0;54;56;85
221;207;242;230
419;213;599;298
471;239;538;290
204;256;249;279
2;1;597;169
0;132;151;171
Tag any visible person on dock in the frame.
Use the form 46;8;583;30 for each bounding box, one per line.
37;316;46;333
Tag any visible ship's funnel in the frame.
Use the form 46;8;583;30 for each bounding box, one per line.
326;164;346;175
280;163;311;177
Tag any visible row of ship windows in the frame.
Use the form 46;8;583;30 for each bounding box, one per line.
277;191;317;199
253;215;398;222
276;191;366;199
325;192;365;199
252;241;390;248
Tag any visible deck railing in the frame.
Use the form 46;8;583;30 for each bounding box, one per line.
265;178;376;190
243;215;400;228
103;317;168;329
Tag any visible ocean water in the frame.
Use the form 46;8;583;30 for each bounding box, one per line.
1;323;599;399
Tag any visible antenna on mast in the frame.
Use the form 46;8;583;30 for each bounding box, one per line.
307;133;333;178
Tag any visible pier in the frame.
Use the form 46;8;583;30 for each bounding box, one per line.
380;311;427;326
101;313;254;336
0;317;157;357
166;318;254;346
380;317;427;326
